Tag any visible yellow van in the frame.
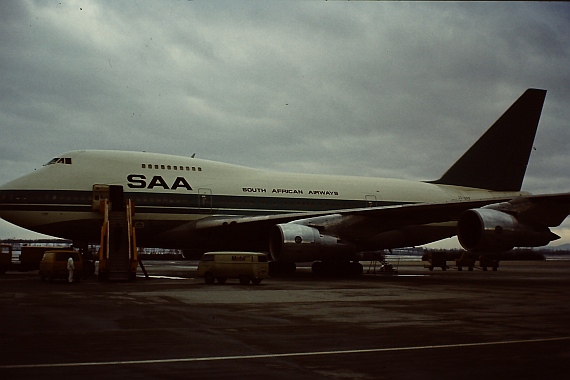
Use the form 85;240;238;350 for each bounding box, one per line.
197;252;269;285
39;250;83;282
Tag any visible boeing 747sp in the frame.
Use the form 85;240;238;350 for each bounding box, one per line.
1;89;569;274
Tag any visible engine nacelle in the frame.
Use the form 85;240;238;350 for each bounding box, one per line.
457;208;558;252
269;223;356;262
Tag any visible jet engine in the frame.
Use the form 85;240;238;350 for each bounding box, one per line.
269;223;356;262
457;208;558;252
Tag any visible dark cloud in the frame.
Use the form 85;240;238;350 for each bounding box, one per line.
0;0;569;243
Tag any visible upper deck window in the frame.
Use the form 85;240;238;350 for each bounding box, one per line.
142;163;202;172
45;157;72;166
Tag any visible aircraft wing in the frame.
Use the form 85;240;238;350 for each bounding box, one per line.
485;193;570;227
336;192;570;235
194;197;496;231
193;193;570;244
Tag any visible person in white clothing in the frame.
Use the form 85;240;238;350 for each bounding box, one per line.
67;256;75;283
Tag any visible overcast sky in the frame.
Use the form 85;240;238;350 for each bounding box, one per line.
1;1;569;248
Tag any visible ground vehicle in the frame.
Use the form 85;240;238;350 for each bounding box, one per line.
39;249;83;282
21;245;63;271
197;252;269;285
0;245;67;273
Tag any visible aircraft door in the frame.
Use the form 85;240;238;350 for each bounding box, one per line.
199;188;212;209
365;195;377;208
92;184;124;211
109;185;124;211
92;184;109;211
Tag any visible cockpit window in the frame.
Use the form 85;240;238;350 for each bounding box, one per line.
45;157;72;166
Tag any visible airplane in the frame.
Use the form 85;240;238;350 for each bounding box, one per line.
0;88;569;274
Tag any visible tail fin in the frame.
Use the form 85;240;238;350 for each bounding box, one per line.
431;88;547;191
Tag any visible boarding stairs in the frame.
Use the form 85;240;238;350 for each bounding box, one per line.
98;198;138;281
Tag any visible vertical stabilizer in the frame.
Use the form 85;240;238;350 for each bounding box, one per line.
431;88;547;191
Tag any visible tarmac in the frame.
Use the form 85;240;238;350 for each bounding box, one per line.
1;260;569;379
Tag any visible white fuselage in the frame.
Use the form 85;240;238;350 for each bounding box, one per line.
0;150;526;250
